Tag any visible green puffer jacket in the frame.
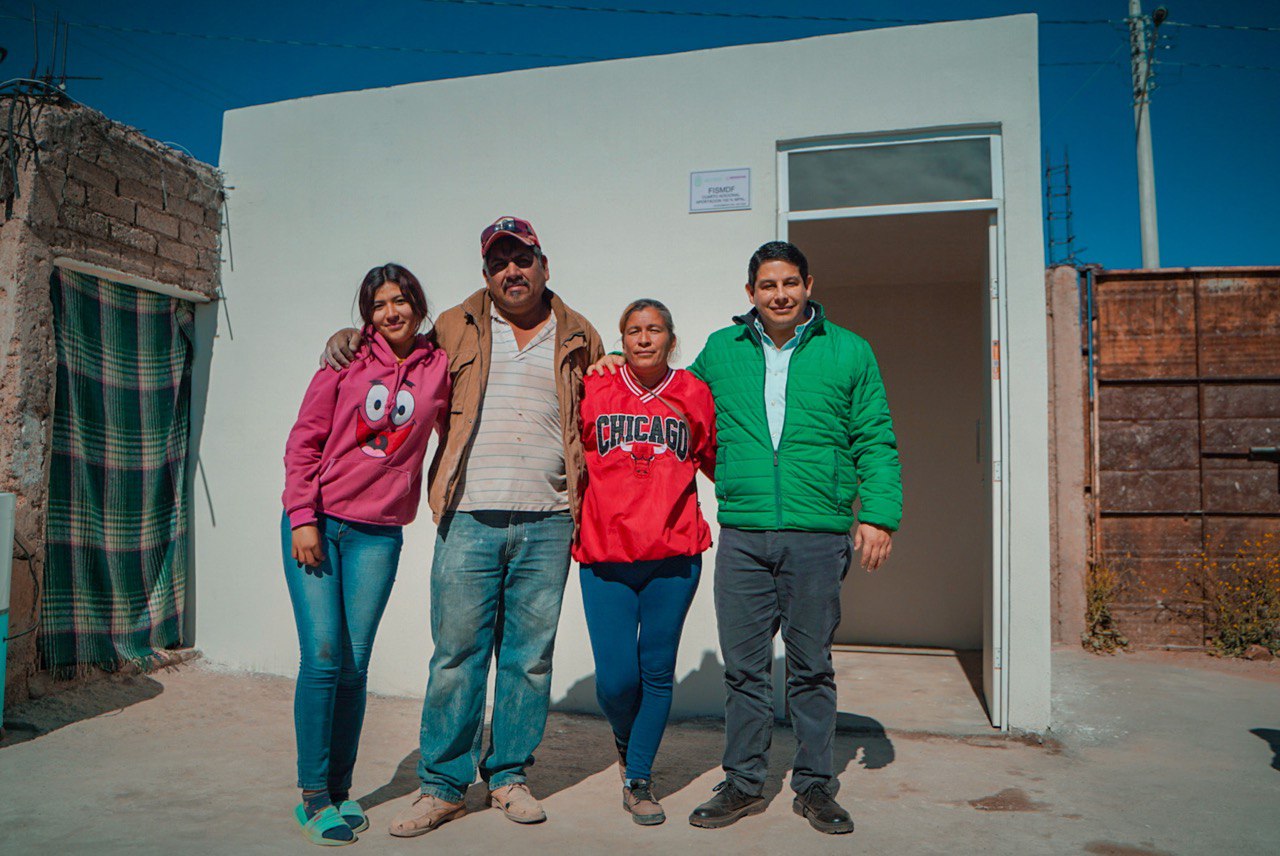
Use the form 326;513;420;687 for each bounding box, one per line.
689;302;902;533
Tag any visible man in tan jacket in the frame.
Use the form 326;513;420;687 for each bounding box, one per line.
325;216;603;835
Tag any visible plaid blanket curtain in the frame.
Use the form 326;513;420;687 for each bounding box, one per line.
41;268;194;674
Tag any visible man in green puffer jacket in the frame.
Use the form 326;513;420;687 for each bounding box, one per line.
686;241;902;836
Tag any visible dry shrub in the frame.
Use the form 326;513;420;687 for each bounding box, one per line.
1173;532;1280;658
1083;559;1129;654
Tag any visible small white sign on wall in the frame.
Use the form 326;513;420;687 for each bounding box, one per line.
690;168;751;213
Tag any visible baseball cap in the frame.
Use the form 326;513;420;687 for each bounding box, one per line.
481;216;541;255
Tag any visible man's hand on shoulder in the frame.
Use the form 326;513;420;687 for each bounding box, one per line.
854;522;893;572
321;327;363;370
586;353;625;377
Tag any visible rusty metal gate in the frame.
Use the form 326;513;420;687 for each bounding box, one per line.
1091;267;1280;646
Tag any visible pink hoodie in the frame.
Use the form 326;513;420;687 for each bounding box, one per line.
282;328;450;529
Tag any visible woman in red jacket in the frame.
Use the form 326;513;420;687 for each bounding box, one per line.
574;298;716;826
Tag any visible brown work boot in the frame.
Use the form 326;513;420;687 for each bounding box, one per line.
487;783;547;824
387;792;466;838
623;779;666;826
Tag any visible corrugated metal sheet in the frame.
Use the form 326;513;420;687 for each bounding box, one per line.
1091;267;1280;647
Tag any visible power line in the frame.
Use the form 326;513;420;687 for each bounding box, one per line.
0;8;242;108
417;2;1280;39
1;76;82;104
66;30;234;110
4;9;1274;74
0;15;601;61
415;0;934;24
417;0;1123;26
0;10;1160;80
1164;21;1280;34
1163;60;1280;73
1045;41;1128;123
24;0;252;104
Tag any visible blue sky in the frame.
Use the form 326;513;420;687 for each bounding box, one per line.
1;0;1276;269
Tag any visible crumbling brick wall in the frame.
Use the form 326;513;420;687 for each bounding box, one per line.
0;94;223;705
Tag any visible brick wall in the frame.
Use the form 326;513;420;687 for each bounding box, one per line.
0;96;223;705
10;102;223;297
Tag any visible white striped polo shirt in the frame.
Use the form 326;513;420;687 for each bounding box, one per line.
455;307;568;512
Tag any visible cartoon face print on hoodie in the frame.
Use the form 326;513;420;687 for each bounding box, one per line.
282;329;450;530
357;379;419;458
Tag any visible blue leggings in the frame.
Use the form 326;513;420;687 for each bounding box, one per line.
579;555;701;782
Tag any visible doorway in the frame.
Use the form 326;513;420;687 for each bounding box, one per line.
792;212;989;651
778;131;1009;728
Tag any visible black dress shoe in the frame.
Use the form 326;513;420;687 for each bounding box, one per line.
792;784;854;834
688;781;766;829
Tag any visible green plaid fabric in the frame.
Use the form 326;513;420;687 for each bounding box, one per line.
41;268;194;673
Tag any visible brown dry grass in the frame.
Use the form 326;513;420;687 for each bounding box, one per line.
1083;559;1129;654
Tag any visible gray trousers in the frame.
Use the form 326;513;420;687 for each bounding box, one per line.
714;526;852;797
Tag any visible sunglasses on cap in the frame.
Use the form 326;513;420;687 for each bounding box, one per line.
480;216;541;252
484;250;539;276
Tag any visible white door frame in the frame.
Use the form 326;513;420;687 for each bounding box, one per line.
773;130;1011;730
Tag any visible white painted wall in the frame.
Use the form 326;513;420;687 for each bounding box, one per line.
205;15;1050;729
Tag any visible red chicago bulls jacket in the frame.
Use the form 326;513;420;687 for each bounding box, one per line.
573;365;716;564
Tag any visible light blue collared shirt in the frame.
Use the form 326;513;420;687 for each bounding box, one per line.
753;308;814;451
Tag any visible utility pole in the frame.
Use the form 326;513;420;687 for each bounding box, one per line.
1128;1;1166;268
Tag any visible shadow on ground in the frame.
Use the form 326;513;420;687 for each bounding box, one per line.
358;710;716;813
1249;727;1280;771
835;712;896;769
360;648;896;812
955;649;991;718
0;673;163;748
555;649;728;721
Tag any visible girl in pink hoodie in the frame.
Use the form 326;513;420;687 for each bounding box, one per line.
280;263;448;845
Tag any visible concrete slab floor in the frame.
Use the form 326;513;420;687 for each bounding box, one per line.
0;647;1277;856
833;647;992;735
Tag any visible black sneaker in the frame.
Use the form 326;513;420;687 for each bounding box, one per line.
688;781;765;829
792;784;854;834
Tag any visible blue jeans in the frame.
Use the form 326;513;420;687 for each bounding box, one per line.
281;512;402;792
417;510;574;802
580;555;701;782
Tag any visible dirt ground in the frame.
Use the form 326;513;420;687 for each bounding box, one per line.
1110;647;1280;684
1;647;1277;855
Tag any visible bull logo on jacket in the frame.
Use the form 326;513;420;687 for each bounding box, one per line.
596;413;689;478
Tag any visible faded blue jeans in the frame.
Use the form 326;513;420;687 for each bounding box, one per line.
281;512;402;792
417;510;574;802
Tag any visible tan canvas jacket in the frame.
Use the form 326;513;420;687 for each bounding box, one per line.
426;287;605;525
